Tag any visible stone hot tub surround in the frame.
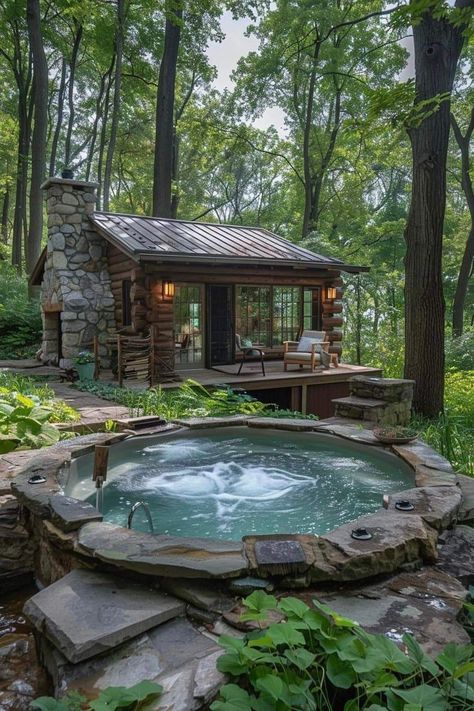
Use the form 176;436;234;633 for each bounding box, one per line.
40;177;116;368
9;418;465;590
7;418;471;707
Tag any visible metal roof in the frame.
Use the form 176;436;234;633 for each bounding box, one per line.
89;212;366;271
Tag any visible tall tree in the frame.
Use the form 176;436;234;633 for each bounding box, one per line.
152;0;183;217
403;0;473;415
26;0;48;274
450;108;474;337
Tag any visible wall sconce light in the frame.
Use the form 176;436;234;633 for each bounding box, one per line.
326;286;337;300
163;281;175;298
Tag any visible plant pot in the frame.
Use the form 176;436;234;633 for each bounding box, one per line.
373;428;418;445
75;362;95;381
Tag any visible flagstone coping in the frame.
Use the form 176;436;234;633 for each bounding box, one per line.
8;419;463;584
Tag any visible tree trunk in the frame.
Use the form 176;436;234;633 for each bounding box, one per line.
103;0;125;211
1;187;10;243
450;111;474;337
97;55;115;207
152;0;183;217
26;0;48;275
85;70;107;181
403;7;466;416
49;57;66;177
64;21;83;169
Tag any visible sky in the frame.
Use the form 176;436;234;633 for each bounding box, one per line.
206;10;414;134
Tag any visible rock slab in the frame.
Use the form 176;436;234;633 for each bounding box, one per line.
23;569;184;663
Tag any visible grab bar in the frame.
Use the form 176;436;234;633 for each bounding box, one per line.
127;501;154;534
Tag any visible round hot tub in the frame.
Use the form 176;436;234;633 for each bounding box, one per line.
65;426;413;540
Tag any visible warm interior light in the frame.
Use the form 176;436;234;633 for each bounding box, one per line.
163;281;175;298
326;286;337;300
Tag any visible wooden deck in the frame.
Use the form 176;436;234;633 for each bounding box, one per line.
165;362;383;418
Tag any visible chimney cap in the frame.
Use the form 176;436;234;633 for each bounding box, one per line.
41;177;99;191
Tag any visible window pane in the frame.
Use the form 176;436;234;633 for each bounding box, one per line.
236;286;271;346
173;285;203;367
303;287;322;331
273;287;301;344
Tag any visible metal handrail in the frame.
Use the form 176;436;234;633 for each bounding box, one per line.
127;501;154;534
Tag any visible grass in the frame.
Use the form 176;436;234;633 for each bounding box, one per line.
413;370;474;477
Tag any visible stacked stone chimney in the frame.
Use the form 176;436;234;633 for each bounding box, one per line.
40;178;115;368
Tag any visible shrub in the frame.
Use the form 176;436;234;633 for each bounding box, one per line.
0;372;79;424
211;591;474;711
0;262;42;359
445;331;474;372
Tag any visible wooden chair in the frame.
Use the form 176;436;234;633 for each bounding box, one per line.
235;334;266;376
283;330;330;371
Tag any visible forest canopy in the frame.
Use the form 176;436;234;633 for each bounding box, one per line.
0;0;473;417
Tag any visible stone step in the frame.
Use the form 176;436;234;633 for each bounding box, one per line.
350;375;414;404
24;569;185;664
39;616;225;710
333;395;387;421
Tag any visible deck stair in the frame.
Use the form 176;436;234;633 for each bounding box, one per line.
332;376;415;426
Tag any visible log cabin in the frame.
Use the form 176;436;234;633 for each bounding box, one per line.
30;177;380;417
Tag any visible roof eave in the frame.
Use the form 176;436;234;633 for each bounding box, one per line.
136;252;368;272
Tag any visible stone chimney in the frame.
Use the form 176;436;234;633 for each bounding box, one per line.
40;178;115;368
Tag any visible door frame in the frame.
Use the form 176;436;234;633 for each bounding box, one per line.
173;283;206;370
206;283;235;368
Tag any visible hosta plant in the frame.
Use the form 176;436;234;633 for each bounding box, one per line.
31;680;163;711
0;393;63;453
211;591;474;711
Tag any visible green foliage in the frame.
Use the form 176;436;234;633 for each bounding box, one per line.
75;351;95;364
0;392;61;453
414;370;474;476
31;680;163;711
445;332;474;372
71;378;316;421
211;592;474;711
0;263;42;359
0;371;80;423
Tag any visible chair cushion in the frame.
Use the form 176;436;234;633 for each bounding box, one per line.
241;337;253;349
297;336;321;353
284;351;321;362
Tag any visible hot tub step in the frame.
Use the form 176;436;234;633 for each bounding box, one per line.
115;415;167;432
23;569;185;664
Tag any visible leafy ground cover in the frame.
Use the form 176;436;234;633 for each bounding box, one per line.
211;591;474;711
32;680;163;711
414;371;474;477
71;378;317;421
0;263;42;360
0;372;79;453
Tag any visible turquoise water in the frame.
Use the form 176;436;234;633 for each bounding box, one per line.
65;427;414;540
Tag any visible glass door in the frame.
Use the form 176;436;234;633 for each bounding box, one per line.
173;284;204;369
207;285;234;366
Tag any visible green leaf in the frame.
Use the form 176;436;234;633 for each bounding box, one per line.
255;674;283;701
284;647;316;671
326;653;357;689
278;597;309;620
436;642;473;675
243;590;278;613
390;684;448;711
210;684;253;711
267;622;305;647
312;599;359;628
403;634;439;676
30;699;70;711
217;653;249;676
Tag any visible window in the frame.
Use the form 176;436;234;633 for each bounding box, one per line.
173;284;204;367
122;279;132;326
236;285;321;348
235;286;271;346
273;287;301;344
303;287;322;331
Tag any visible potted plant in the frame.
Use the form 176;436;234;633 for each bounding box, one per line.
373;425;418;444
74;351;95;381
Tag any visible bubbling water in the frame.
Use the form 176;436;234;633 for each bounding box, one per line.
67;428;414;539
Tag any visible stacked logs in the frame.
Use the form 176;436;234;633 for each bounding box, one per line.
322;276;344;359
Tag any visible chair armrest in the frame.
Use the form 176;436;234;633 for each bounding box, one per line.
283;341;299;344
